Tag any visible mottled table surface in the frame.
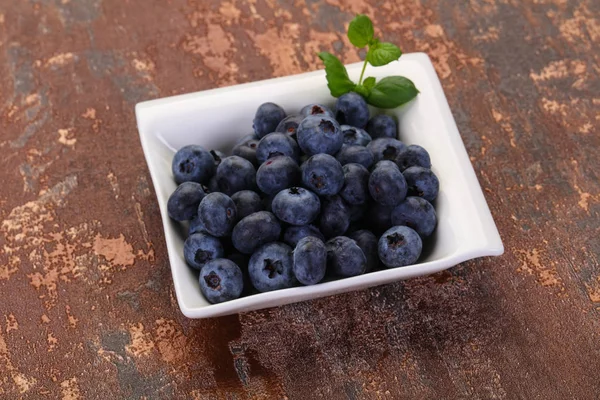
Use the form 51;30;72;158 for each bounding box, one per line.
1;0;599;399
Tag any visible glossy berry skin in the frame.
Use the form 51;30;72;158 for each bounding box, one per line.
282;224;325;247
366;114;397;139
367;138;406;164
341;125;372;146
167;182;208;221
253;102;286;138
275;115;304;139
231;190;263;220
339;163;370;205
198;192;237;237
403;166;439;202
349;230;379;272
293;236;327;285
172;145;215;184
300;153;344;196
215;156;256;196
300;103;335;118
378;226;422;268
319;195;350;238
232;138;260;166
232;211;282;254
368;161;408;206
183;232;224;270
336;145;374;169
326;236;366;277
249;242;297;292
272;187;320;226
297;115;343;156
391;196;437;237
256;132;300;164
199;259;244;303
335;92;369;129
256;156;300;195
396;145;432;171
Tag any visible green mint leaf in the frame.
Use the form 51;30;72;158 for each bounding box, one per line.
354;84;369;98
366;76;419;108
363;77;376;91
367;42;402;67
347;14;374;48
318;52;356;97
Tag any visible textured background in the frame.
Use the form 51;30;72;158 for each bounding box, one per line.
1;0;599;399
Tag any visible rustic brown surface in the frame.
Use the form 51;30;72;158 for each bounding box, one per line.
1;0;599;398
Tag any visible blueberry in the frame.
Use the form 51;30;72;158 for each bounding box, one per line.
249;242;296;292
216;156;256;196
256;155;300;195
188;214;207;235
167;182;208;221
326;236;366;277
367;138;406;164
231;190;263;219
348;230;379;273
335;92;369;128
297;115;343;156
226;253;249;270
172;145;215;184
301;153;344;196
183;233;224;270
262;194;275;212
234;133;258;146
341;125;372;146
391;196;437;237
336;145;374;169
369;160;407;206
199;259;244;303
339;163;369;205
396;145;432;171
348;202;367;222
207;175;220;193
293;236;327;285
231;211;282;254
232;138;260;166
283;224;325;247
253;102;286;139
256;132;300;164
275;115;304;138
300;103;335;118
198;192;237;237
366;114;397;139
272;187;320;225
319;195;350;238
363;202;394;236
378;226;422;268
403;166;439;202
209;149;226;168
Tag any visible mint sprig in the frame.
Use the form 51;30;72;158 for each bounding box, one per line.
319;15;418;109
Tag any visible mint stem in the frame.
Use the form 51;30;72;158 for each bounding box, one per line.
358;57;368;85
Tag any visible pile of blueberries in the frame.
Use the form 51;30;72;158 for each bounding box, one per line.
167;92;439;304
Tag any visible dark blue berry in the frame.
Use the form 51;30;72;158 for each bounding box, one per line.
319;195;350;238
167;182;208;221
256;155;300;195
253;102;286;138
216;156;256;196
172;145;215;184
300;153;344;196
368;160;407;206
341;125;372;146
231;211;282;254
188;214;207;236
249;242;296;292
297;115;343;156
336;145;374;169
403;167;439;202
391;196;437;237
275;115;304;139
367;138;406;164
348;202;367;222
363;202;394;236
366;114;397;139
282;224;325;247
378;226;422;268
209;149;226;168
293;236;327;285
232;138;260;167
199;259;244;303
339;163;369;205
335;92;369;128
231;190;263;220
234;133;258;146
396;145;431;171
348;230;378;273
300;103;335;118
183;232;224;270
326;236;366;277
198;192;237;237
256;132;300;164
207;175;220;193
272;187;320;226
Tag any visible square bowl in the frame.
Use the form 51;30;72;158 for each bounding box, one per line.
135;53;504;319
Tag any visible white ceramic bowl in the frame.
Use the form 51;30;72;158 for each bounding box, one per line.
135;53;503;318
